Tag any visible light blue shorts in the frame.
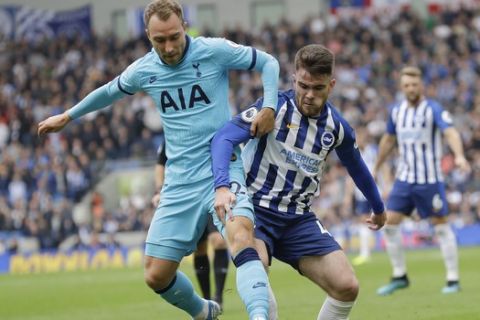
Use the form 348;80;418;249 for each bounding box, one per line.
145;164;254;262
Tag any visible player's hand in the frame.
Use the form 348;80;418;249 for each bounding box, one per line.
366;212;386;231
454;155;471;173
251;107;275;137
151;192;161;207
214;186;236;225
38;112;72;136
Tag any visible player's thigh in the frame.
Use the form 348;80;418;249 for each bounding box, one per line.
412;182;448;219
208;166;255;241
299;250;358;296
255;238;270;270
386;180;415;215
146;182;209;261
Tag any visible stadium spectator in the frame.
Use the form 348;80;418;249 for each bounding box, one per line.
211;44;386;320
374;66;470;295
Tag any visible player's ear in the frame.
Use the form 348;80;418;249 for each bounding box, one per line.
292;74;296;85
182;20;187;30
329;78;336;89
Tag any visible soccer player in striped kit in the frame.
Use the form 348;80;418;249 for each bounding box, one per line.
374;66;471;295
211;44;386;320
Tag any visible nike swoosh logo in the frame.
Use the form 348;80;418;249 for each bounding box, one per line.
287;123;298;129
252;282;267;289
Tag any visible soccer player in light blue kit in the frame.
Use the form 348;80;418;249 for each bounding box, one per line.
37;1;279;319
211;44;386;320
374;66;470;296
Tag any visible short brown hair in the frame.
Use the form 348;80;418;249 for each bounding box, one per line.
400;66;422;78
144;0;184;27
294;44;334;76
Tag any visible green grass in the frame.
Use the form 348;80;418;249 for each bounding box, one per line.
1;247;479;319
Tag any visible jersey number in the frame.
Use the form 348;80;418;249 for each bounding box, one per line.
316;220;331;236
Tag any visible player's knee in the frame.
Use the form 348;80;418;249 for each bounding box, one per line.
228;229;254;254
144;266;173;291
335;276;359;301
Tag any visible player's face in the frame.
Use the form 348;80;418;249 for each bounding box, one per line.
294;68;335;117
146;13;187;65
400;75;423;105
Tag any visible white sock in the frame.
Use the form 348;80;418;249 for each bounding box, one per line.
383;225;406;277
317;296;355;320
358;224;371;258
434;223;459;281
268;284;278;320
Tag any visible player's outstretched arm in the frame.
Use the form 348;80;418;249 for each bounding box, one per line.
37;79;127;136
336;142;386;230
373;134;397;178
38;112;72;135
443;127;471;173
250;53;279;137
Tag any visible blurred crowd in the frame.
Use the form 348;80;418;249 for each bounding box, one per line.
0;5;479;251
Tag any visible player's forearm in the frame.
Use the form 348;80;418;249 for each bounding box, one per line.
255;52;279;110
340;151;385;214
211;122;250;189
67;79;126;120
444;127;466;159
374;134;396;171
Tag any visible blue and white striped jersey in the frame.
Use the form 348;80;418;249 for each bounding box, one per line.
241;92;349;215
387;98;452;184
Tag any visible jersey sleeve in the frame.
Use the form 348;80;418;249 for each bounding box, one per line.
335;118;384;214
117;60;143;95
431;101;453;131
211;121;252;189
386;107;396;135
209;38;279;109
231;97;265;131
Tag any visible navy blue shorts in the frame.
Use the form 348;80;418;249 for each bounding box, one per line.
387;180;448;219
254;206;341;271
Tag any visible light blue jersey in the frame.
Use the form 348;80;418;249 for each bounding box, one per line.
68;35;279;185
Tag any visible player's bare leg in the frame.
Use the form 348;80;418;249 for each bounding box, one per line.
144;256;221;320
299;250;358;320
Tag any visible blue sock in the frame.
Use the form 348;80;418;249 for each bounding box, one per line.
155;271;204;317
234;248;269;318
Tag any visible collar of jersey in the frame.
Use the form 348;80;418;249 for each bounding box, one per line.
155;35;191;67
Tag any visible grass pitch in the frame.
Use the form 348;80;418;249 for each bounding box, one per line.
1;247;479;319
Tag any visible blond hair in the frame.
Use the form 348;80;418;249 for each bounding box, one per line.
400;66;422;78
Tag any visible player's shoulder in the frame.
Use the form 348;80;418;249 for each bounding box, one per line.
191;36;237;51
325;100;345;121
123;50;158;74
388;100;403;112
425;98;444;111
